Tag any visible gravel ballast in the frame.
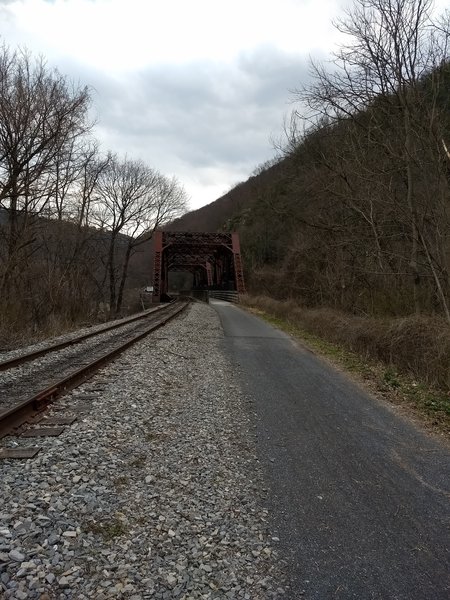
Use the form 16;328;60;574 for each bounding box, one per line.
0;303;286;599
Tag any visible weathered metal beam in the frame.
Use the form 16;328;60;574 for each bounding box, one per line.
152;231;245;301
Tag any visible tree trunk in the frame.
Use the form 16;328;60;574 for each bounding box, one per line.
404;105;421;315
115;242;133;314
107;236;117;317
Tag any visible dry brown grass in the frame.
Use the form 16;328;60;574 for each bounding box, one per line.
241;295;450;390
0;302;94;351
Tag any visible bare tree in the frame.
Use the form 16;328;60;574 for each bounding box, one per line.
0;45;91;294
93;154;187;314
291;0;450;318
0;44;189;344
115;174;188;313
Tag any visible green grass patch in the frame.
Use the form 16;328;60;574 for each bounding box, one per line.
84;518;128;541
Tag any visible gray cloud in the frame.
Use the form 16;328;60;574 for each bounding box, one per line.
0;1;314;207
29;46;310;207
89;47;309;172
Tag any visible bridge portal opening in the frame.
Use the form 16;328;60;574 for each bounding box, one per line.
152;231;245;302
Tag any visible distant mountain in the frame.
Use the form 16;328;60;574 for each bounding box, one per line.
167;159;285;233
167;193;239;233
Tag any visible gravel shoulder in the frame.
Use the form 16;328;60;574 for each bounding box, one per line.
0;303;285;599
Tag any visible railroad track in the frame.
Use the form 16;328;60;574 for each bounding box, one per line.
0;300;189;450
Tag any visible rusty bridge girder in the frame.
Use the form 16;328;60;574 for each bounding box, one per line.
152;231;245;302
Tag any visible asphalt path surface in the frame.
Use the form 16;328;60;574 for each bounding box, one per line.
211;300;450;600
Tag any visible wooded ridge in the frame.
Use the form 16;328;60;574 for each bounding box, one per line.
176;0;450;323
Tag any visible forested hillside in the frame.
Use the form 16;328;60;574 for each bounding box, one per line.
176;0;450;321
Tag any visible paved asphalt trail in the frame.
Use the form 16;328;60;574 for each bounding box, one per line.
211;300;450;599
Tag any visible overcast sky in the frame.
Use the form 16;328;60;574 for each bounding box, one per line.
0;0;446;210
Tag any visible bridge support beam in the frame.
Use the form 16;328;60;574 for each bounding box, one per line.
152;231;245;302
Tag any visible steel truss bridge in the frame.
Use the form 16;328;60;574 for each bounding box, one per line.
152;231;245;303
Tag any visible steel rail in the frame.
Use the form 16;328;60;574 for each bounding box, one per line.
0;303;171;371
0;300;189;437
